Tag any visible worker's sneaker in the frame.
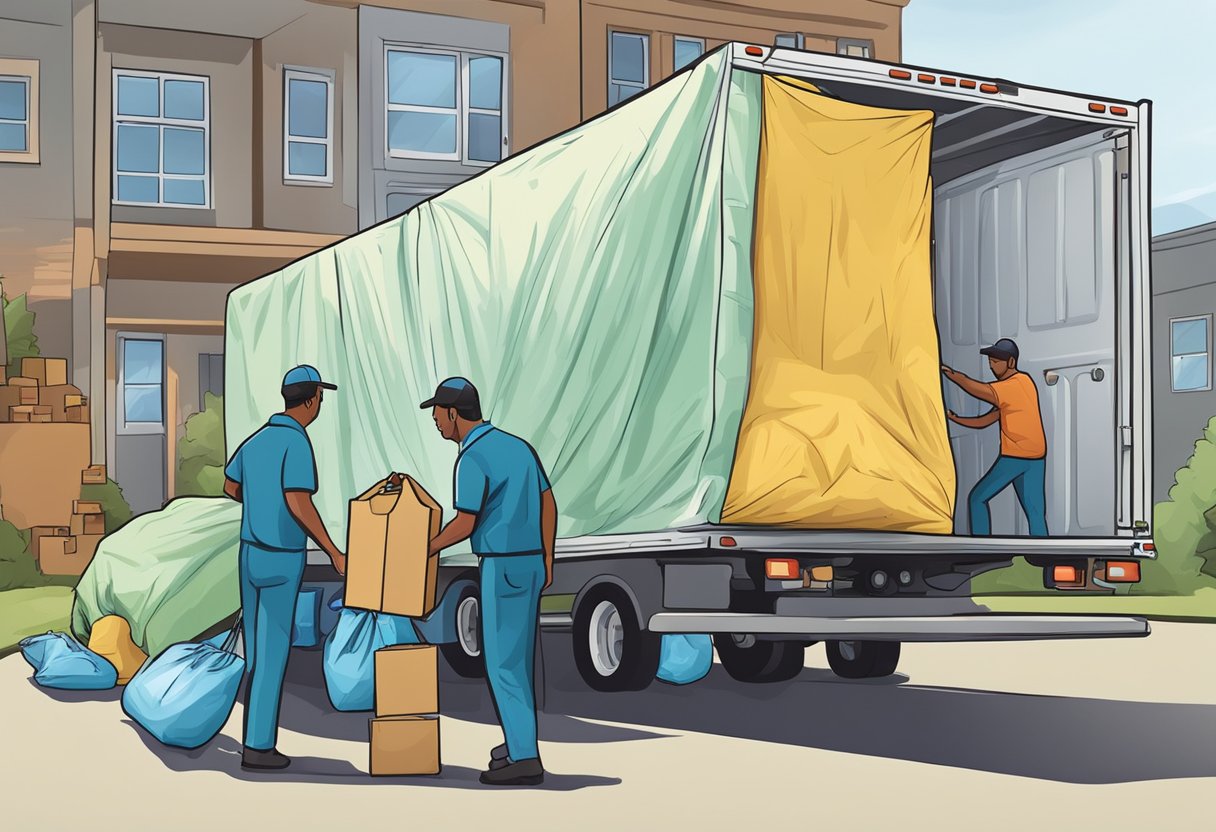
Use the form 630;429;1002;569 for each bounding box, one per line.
490;743;509;761
479;757;544;786
241;746;291;771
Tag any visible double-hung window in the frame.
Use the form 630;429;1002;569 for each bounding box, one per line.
119;336;165;432
0;58;38;163
1171;315;1212;393
673;37;704;72
608;31;649;105
284;67;334;184
113;70;210;207
385;46;507;166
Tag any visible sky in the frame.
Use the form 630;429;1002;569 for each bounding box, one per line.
903;0;1216;235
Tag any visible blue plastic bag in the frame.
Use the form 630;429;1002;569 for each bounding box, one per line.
19;632;118;690
292;587;324;648
122;621;245;749
656;634;713;685
322;608;419;711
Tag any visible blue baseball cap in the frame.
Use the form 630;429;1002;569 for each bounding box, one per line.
281;365;337;395
419;377;480;410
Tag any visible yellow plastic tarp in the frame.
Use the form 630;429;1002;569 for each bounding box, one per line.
721;76;956;533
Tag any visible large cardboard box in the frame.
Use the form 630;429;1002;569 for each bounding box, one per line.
71;511;105;536
344;476;441;617
66;404;90;424
31;526;71;566
39;384;84;422
0;424;89;528
38;534;81;576
374;645;439;717
22;357;68;387
369;716;440;776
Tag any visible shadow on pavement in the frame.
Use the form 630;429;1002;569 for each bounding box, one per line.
25;676;123;704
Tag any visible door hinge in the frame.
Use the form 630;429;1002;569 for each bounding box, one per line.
1121;426;1133;448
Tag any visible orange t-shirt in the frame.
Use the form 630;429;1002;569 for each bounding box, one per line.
990;372;1046;459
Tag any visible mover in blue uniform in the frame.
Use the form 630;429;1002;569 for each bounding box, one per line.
419;377;557;787
223;365;347;772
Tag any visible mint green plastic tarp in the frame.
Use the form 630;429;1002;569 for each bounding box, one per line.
225;49;762;555
71;498;241;656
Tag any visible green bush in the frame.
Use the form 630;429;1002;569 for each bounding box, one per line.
2;287;40;380
81;479;134;534
0;522;40;591
177;393;225;497
1149;415;1216;593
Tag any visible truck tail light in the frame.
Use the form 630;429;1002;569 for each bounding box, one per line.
1141;542;1155;552
1105;561;1141;583
1053;565;1079;584
766;558;799;579
810;565;834;582
720;536;737;548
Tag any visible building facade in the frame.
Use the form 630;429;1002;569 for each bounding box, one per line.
1151;221;1216;504
0;0;909;515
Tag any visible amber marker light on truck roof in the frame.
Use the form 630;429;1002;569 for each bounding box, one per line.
889;69;912;80
980;83;1000;94
918;73;936;84
745;45;765;57
766;558;800;580
1110;106;1129;116
1089;102;1107;113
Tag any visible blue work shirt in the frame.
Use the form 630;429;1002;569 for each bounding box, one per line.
454;422;551;556
224;414;318;552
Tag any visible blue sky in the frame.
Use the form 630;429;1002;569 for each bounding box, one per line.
903;0;1216;235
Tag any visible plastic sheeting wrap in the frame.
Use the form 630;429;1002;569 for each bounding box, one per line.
224;51;761;551
721;76;956;533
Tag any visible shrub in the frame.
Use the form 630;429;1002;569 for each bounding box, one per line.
0;522;40;591
81;479;135;534
1149;415;1216;593
2;287;40;380
177;393;225;497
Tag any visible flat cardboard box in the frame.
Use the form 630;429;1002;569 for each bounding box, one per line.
344;476;441;618
66;404;90;424
22;357;68;387
374;645;439;717
65;394;86;408
30;413;51;424
9;376;38;387
82;464;106;485
0;424;89;528
369;716;440;776
30;526;71;566
71;512;105;536
10;407;31;423
38;384;84;422
73;500;103;515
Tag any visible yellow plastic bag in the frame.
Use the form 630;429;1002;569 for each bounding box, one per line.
87;615;148;685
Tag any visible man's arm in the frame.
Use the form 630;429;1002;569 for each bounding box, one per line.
541;489;557;590
942;365;998;405
429;511;477;557
223;477;242;502
947;409;1000;430
284;491;346;576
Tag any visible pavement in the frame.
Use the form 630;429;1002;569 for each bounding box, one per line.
3;622;1216;831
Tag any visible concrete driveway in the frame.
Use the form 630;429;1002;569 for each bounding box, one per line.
3;623;1216;830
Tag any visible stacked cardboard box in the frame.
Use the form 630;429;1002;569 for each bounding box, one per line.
71;500;105;536
82;464;106;485
35;524;103;576
370;645;441;776
0;358;85;423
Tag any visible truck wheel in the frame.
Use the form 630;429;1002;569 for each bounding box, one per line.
572;586;660;692
440;584;485;678
825;640;900;679
713;634;806;683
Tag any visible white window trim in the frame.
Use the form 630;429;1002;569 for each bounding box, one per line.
112;69;211;209
283;66;335;186
1170;314;1213;394
0;59;39;164
384;44;509;167
673;36;705;72
116;333;166;436
608;31;649;105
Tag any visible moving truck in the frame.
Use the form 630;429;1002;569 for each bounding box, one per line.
224;44;1156;691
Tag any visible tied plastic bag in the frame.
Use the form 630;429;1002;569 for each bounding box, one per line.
87;615;148;685
122;620;244;749
19;632;118;690
322;607;419;711
656;634;713;686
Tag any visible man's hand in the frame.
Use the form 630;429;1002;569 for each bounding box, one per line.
947;409;959;422
330;550;347;577
543;563;553;591
941;364;958;381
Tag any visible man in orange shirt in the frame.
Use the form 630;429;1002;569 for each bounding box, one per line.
941;338;1048;537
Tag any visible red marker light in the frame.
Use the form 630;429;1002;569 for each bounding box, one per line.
918;73;936;84
745;46;764;57
980;83;999;94
889;69;912;80
1111;106;1129;116
1089;102;1107;113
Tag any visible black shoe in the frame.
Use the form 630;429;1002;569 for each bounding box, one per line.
489;756;510;771
490;743;509;761
479;758;544;786
242;746;291;771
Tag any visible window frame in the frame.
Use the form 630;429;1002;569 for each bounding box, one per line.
837;38;874;59
0;58;39;164
672;36;705;73
111;68;211;209
383;43;509;168
1170;314;1213;394
117;333;166;436
283;66;335;186
608;30;650;106
774;33;806;50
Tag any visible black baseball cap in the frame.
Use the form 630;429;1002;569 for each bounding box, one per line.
419;377;480;410
980;338;1020;361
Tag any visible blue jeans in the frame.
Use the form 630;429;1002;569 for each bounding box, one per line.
968;456;1048;537
479;554;546;763
239;543;306;751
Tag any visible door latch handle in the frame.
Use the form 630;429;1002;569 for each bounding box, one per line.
1043;364;1105;385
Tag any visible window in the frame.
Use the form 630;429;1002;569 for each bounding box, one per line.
284;67;334;184
774;33;805;50
0;58;39;163
673;37;704;72
119;336;165;431
199;353;223;408
385;46;507;166
113;70;210;207
1171;316;1211;393
608;31;649;106
837;38;873;59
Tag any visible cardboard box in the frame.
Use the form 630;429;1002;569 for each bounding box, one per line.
9;376;37;387
19;386;39;405
75;533;104;559
82;464;106;485
38;534;79;575
22;357;68;387
31;413;51;424
344;476;441;618
0;365;5;384
0;385;21;421
66;404;90;423
374;645;439;717
30;526;71;565
73;500;103;515
10;406;31;423
0;423;89;528
369;716;440;776
39;384;84;422
65;394;86;408
71;511;106;536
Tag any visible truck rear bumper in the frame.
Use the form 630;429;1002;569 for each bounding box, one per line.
648;612;1151;641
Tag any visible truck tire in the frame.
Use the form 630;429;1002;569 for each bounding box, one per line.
713;634;805;683
440;583;486;678
572;586;660;692
825;639;900;679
